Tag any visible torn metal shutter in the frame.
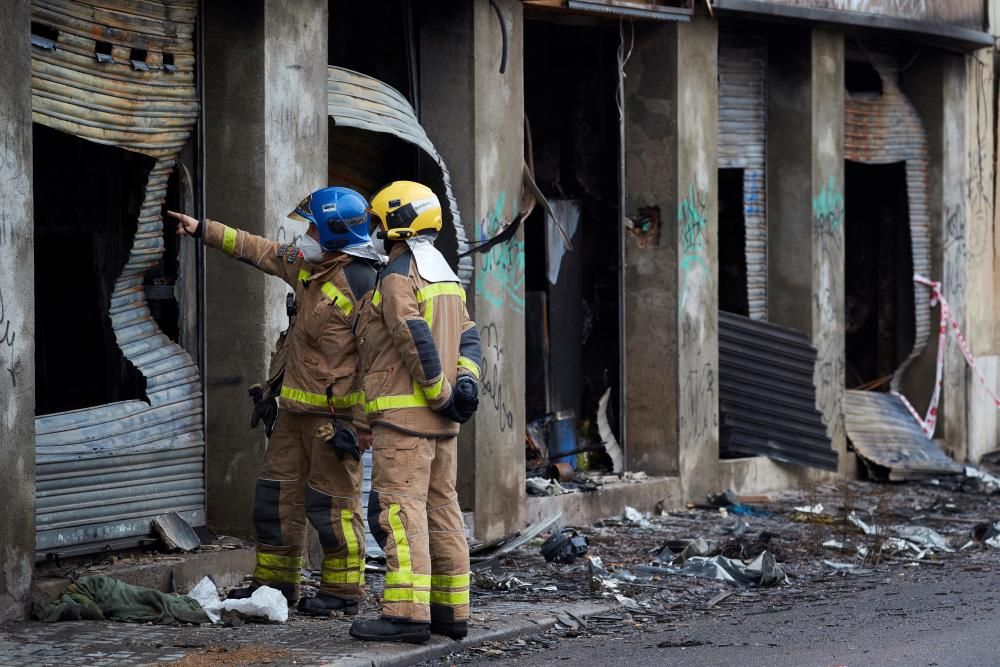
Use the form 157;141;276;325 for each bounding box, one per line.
718;34;767;321
326;66;472;285
31;0;203;556
841;56;957;479
719;312;837;470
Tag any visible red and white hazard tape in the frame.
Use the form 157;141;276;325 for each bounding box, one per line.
892;274;1000;437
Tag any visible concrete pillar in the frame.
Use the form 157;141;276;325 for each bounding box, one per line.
767;29;851;477
420;0;525;540
624;17;719;502
203;0;328;536
0;0;37;622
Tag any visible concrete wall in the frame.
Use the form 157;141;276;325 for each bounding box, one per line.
0;0;36;622
420;0;525;540
624;17;719;501
203;0;328;536
767;28;851;478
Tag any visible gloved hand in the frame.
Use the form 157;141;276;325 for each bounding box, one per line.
248;383;278;438
439;376;479;424
315;422;362;462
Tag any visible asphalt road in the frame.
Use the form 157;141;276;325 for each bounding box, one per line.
451;561;1000;667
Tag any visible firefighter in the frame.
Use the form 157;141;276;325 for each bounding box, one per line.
348;181;482;644
166;186;380;617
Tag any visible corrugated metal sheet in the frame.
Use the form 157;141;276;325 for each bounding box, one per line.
718;34;767;321
841;57;956;478
719;312;837;470
31;0;203;556
844;390;964;479
327;66;472;284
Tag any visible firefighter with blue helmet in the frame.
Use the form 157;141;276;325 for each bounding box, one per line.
167;185;380;617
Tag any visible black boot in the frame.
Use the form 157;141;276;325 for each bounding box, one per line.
430;619;468;640
297;592;359;617
349;617;431;644
226;583;298;606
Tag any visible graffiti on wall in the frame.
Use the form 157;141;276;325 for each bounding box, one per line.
475;192;525;315
811;176;845;439
479;322;515;432
678;185;709;313
0;287;17;387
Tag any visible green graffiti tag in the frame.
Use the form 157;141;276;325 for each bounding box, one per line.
813;176;844;233
474;192;525;315
678;184;709;311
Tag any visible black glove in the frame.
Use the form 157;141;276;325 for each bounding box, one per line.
439;376;479;424
317;422;361;462
248;383;278;438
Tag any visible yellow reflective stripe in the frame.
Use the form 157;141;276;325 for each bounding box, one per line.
422;375;445;400
423;298;434;326
388;504;411;582
431;573;471;588
416;283;466;303
365;385;428;413
256;553;304;569
221;225;237;255
320;282;354;316
386;572;431;587
323;556;363;570
321;570;363;584
372;290;382;307
384;588;431;604
280;386;364;408
429;590;470;605
254;565;302;584
298;269;311;282
340;509;363;573
457;357;481;380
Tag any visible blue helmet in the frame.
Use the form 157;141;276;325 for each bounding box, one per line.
288;186;371;252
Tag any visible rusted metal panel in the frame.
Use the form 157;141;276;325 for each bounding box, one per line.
327;66;473;284
840;56;961;478
844;390;964;479
719;312;837;470
718;34;767;321
844;59;929;388
30;0;202;557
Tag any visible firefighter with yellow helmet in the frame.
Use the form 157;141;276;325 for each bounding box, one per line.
348;181;481;644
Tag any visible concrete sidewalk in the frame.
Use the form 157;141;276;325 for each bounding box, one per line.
0;591;613;667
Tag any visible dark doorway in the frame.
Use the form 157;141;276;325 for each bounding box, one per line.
523;18;622;472
33;124;152;415
844;160;915;389
718;168;749;317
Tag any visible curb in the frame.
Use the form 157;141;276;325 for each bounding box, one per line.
329;600;618;667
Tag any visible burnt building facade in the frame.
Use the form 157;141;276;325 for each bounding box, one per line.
1;0;998;621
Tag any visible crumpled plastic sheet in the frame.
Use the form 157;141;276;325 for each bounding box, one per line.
965;465;1000;493
473;571;533;591
636;551;787;588
624;506;652;529
893;525;954;552
188;577;288;624
526;477;573;496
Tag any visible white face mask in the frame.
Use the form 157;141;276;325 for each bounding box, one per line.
298;234;325;263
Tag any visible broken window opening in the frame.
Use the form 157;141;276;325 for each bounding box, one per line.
129;47;149;71
33;124;151;415
845;59;883;96
844;160;915;390
95;41;113;63
31;22;59;50
329;1;413;104
718;168;750;318
162;53;177;73
524;18;622;476
145;168;184;344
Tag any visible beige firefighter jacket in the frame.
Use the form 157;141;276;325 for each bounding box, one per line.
354;242;481;437
202;219;377;422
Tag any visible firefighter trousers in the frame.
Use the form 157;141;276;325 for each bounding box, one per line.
368;426;470;624
252;410;366;602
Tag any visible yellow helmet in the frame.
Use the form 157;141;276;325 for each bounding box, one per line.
369;181;442;241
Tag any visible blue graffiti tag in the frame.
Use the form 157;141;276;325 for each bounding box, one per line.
474;192;525;315
813;176;844;233
678;184;709;311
